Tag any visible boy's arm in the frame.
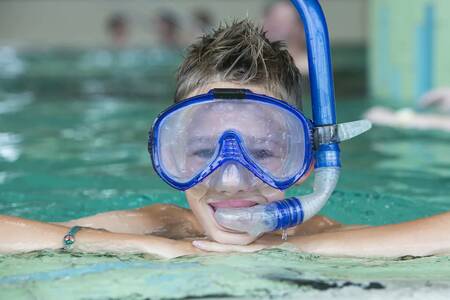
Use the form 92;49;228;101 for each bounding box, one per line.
0;215;200;258
288;215;345;236
290;212;450;257
193;212;450;257
282;215;366;237
57;204;201;238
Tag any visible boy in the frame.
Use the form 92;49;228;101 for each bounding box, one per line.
1;20;449;258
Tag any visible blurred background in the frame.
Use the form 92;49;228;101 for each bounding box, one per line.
1;0;449;104
0;0;368;100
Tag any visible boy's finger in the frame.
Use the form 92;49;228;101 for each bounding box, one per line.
192;240;229;252
192;240;266;253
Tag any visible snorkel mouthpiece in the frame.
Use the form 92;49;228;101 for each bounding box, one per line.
215;167;339;236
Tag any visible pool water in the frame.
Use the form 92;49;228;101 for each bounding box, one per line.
1;56;450;298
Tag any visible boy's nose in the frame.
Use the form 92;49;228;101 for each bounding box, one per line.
209;162;254;195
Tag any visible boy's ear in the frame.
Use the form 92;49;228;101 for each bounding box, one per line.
294;160;314;186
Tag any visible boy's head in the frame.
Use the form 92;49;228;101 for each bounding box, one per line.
172;20;308;245
175;19;303;108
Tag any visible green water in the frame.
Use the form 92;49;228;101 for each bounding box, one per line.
1;50;450;299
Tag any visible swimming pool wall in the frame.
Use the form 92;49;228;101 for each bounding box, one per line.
369;0;450;105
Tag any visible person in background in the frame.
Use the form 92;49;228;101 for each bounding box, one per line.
191;9;214;38
365;87;450;132
153;10;184;50
263;0;308;74
106;13;129;48
420;87;450;113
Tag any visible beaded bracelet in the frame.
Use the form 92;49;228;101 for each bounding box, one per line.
63;226;82;250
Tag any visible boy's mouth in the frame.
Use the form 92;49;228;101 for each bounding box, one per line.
208;199;258;212
203;196;266;234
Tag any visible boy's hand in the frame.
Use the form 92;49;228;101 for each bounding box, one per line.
138;238;205;259
192;240;268;253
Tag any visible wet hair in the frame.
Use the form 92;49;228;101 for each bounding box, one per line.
174;19;303;108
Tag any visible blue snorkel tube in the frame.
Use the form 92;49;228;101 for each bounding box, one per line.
214;0;371;237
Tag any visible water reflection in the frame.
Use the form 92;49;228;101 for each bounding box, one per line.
0;132;21;162
0;92;33;114
0;47;25;78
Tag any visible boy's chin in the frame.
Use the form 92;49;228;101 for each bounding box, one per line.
202;202;260;245
207;227;259;245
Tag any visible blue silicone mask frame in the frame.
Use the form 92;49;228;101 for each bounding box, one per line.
149;89;314;191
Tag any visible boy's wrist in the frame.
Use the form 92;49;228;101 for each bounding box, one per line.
57;226;198;258
137;236;197;258
69;228;144;254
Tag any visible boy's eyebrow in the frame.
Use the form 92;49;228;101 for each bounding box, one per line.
187;135;284;146
187;136;216;145
252;137;283;144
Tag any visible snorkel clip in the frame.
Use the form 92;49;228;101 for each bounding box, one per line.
314;120;372;149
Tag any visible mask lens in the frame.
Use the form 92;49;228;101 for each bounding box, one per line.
158;102;218;183
244;104;306;181
155;99;308;185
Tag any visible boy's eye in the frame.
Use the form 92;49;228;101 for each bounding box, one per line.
250;149;274;160
191;149;215;159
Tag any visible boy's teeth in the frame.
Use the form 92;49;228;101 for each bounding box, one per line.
209;200;257;209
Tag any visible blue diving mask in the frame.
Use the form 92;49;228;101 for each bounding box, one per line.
149;88;369;191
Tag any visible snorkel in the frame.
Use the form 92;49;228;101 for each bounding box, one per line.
213;0;371;236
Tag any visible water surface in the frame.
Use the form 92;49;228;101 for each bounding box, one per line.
1;52;450;299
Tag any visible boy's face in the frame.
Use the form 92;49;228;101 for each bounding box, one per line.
183;82;311;245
